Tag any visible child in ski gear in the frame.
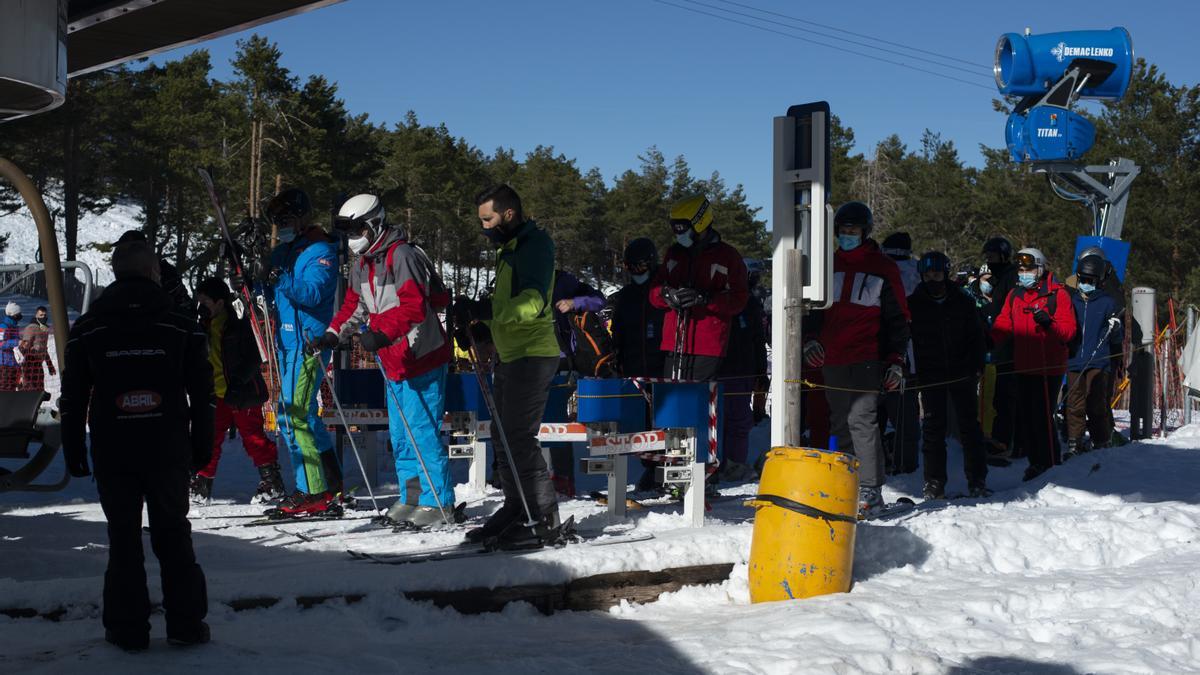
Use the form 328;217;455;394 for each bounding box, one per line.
457;184;561;547
877;232;920;475
649;194;748;381
991;247;1076;481
908;251;989;498
547;269;608;497
255;188;343;516
1064;254;1122;455
324;193;453;528
1;302;24;390
59;239;213;651
803;201;910;518
17;305;55;392
191;277;284;504
610;237;669;491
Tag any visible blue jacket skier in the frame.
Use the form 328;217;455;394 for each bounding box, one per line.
1064;253;1123;455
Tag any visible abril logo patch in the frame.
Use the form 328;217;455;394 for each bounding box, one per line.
116;390;161;413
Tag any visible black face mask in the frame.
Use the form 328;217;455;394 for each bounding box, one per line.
35;316;46;326
11;314;22;323
925;281;947;297
481;223;515;246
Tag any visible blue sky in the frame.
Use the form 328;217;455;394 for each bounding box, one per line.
162;0;1199;224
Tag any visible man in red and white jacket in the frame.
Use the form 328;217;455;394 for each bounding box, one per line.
803;201;910;517
313;194;453;529
649;194;748;380
991;247;1076;481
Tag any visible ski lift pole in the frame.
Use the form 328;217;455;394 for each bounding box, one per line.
303;339;381;514
463;324;539;529
371;354;452;526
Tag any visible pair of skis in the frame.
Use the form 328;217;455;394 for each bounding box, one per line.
347;529;655;566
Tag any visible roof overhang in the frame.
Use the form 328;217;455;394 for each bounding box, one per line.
67;0;344;77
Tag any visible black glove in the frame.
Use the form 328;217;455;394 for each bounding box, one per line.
674;287;707;309
1032;307;1052;328
453;320;492;351
229;275;247;294
65;451;91;478
358;330;391;352
308;332;341;353
662;287;684;310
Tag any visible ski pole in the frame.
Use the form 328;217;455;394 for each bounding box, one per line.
304;340;381;514
372;354;452;526
463;322;539;529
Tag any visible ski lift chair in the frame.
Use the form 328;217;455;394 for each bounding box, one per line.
0;390;70;492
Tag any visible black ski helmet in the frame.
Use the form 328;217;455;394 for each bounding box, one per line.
266;188;312;226
917;251;951;275
623;237;658;269
1077;254;1107;281
982;236;1013;263
834;201;873;235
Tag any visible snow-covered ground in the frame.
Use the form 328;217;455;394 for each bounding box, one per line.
4;409;1200;673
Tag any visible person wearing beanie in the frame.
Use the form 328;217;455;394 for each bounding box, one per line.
59;238;213;650
1;301;23;390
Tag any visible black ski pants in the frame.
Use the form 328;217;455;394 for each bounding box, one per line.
991;362;1019;455
95;458;207;639
492;356;560;521
877;387;920;474
1015;374;1062;471
663;353;722;381
920;377;987;489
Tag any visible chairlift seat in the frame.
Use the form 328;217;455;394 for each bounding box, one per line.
0;390;49;459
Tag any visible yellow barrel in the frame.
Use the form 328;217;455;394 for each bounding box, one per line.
747;447;860;603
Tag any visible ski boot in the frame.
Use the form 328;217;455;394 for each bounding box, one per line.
717;459;758;483
189;474;213;504
857;485;885;520
403;505;456;529
105;629;149;653
1022;464;1049;482
465;501;521;544
377;501;416;527
490;511;570;551
264;491;342;520
167;621;211;647
250;463;286;505
922;479;945;501
968;483;993;498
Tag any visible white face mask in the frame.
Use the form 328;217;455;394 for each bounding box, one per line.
631;272;650;285
676;231;694;247
348;235;371;255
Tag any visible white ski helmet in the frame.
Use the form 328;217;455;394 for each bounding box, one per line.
1015;247;1047;270
335;194;389;254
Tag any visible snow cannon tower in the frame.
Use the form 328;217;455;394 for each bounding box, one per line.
747;103;860;603
995;27;1138;261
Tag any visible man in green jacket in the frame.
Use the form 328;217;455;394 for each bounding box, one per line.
455;184;561;548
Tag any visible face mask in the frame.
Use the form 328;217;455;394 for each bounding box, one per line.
631;272;650;285
482;226;513;246
35;316;46;325
837;234;861;251
1018;271;1038;288
11;314;22;323
925;280;946;297
277;228;297;244
348;235;371;255
1078;282;1096;294
979;280;992;295
675;230;694;247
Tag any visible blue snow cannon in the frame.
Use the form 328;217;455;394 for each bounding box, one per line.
994;27;1133;100
1005;106;1095;162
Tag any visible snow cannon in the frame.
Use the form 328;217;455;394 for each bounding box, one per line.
994;27;1133;100
747;448;860;602
995;27;1132;163
443;372;492;492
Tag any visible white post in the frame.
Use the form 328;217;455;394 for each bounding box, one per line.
608;456;628;519
469;440;487;492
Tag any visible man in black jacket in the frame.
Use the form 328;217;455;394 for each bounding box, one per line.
716;262;768;483
60;239;214;651
909;251;990;499
609;238;668;491
191;277;284;504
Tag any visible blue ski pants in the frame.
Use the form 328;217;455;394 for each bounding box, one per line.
385;364;453;508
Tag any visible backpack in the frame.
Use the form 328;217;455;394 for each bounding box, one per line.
569;311;617;378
